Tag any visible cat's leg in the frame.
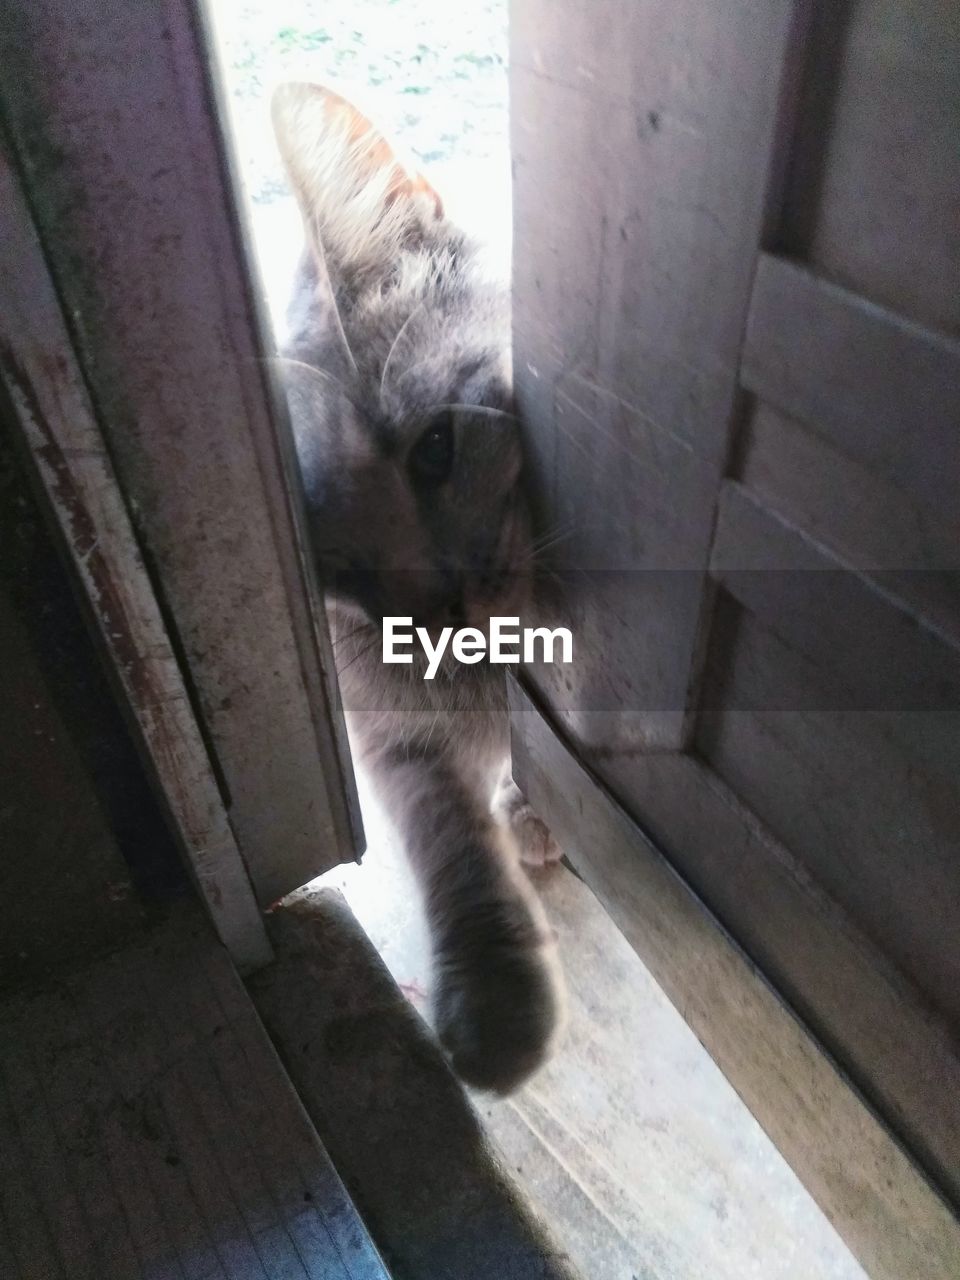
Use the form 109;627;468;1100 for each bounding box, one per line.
371;749;565;1093
492;767;563;868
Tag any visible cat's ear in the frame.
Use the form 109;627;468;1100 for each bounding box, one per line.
271;82;443;290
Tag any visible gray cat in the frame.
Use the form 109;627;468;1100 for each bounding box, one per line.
272;82;565;1093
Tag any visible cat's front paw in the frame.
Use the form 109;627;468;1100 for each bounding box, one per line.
511;804;563;867
433;914;564;1094
493;775;564;867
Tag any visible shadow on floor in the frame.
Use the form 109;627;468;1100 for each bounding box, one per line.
316;775;868;1280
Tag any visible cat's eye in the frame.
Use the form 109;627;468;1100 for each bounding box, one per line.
408;413;455;484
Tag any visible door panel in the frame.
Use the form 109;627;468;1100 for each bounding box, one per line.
738;401;960;636
778;0;960;335
742;255;960;525
511;0;960;1269
697;598;960;1023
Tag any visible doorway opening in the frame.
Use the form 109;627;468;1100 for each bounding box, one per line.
206;4;867;1276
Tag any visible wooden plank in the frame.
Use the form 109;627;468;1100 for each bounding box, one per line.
0;1013;71;1280
220;1021;358;1274
101;1107;189;1280
0;139;270;972
252;1226;311;1280
132;914;382;1279
508;674;960;1280
76;963;229;1280
710;481;960;707
696;595;960;1026
0;0;362;906
4;908;390;1280
742;255;960;521
182;1054;282;1241
511;0;799;752
516;676;960;1211
3;991;143;1280
160;1062;271;1280
777;0;960;336
738;400;960;644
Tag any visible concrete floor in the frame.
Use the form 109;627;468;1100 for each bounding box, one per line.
318;776;868;1280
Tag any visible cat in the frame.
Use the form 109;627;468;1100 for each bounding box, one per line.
271;82;565;1093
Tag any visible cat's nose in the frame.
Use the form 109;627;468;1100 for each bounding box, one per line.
422;596;465;631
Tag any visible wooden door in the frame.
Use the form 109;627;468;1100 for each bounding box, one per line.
510;3;960;1276
0;0;363;966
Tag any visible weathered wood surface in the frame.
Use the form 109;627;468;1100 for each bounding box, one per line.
778;0;960;337
738;400;960;642
511;0;800;753
0;0;362;906
0;137;271;971
509;675;960;1280
742;254;960;522
710;481;960;703
697;593;960;1028
0;908;387;1280
511;0;960;1261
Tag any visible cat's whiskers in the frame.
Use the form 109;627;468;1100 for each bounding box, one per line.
268;356;349;398
420;705;444;758
336;636;380;677
332;622;375;648
530;521;575;554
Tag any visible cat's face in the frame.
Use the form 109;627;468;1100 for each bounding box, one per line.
273;83;532;632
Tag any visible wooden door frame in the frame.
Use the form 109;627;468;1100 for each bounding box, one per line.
0;134;271;970
0;0;364;958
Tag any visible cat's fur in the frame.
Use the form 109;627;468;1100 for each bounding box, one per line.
272;83;564;1093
